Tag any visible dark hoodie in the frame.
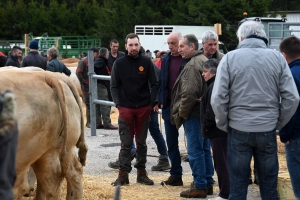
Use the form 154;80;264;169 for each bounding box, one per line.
200;76;227;138
94;56;110;87
110;51;158;108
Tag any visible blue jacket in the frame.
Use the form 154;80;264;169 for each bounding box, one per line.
47;58;71;76
280;58;300;143
157;52;183;109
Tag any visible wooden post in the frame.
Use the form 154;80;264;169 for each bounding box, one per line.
214;23;222;35
24;34;29;56
214;23;222;50
55;39;59;48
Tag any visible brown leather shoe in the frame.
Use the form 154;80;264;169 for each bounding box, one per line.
111;171;129;186
180;182;207;198
137;169;154;185
105;124;118;130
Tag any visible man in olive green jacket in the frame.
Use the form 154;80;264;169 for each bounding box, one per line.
171;41;207;129
171;34;214;199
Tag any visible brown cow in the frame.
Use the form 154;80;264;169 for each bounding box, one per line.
0;70;87;199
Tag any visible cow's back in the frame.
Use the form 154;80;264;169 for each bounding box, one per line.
0;70;68;198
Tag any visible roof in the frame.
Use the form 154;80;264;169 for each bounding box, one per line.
242;17;287;22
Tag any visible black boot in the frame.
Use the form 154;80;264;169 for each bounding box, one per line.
151;158;170;171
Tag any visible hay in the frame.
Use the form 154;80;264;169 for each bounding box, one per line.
65;62;78;67
22;174;196;200
277;135;285;154
60;58;80;63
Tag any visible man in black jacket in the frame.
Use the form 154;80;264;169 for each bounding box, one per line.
21;40;47;70
94;48;117;130
5;46;22;67
110;33;158;186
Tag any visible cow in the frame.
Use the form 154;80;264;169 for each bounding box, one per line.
0;69;87;199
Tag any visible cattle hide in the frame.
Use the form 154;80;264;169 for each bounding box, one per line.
0;70;87;200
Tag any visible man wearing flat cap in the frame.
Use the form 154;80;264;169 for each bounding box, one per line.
21;40;47;70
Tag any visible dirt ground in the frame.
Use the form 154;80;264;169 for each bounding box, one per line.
22;110;289;200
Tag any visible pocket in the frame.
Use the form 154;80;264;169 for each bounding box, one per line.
262;131;277;154
118;117;130;135
229;129;250;152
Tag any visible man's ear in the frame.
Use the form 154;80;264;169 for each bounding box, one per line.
282;52;288;59
191;43;196;50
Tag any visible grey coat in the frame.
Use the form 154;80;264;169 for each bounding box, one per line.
211;38;299;132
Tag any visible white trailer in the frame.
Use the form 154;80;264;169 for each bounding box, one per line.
135;25;223;56
242;17;300;50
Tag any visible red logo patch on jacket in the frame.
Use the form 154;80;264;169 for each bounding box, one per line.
138;66;145;74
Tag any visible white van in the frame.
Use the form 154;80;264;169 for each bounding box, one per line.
135;25;228;55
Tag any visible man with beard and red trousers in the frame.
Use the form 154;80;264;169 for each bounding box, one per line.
110;33;158;186
94;48;117;130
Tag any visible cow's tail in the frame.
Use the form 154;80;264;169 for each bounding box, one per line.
44;75;69;177
63;77;88;166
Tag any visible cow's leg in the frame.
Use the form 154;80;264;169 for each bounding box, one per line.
22;166;36;197
13;169;31;200
32;155;63;200
28;166;36;191
33;179;46;200
65;153;83;200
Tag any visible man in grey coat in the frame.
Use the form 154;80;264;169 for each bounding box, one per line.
211;21;299;200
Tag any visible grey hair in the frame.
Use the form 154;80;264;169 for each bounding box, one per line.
99;47;109;57
202;58;219;74
237;21;267;43
183;34;198;50
202;31;218;43
176;32;182;41
48;47;59;58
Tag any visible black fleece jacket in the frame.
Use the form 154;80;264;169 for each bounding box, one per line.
110;51;158;108
21;51;47;70
200;76;227;138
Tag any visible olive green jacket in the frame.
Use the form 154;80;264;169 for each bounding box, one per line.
171;50;208;129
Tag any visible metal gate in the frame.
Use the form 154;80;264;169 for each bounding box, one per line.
87;50;115;136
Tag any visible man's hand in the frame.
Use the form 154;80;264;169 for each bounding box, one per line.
153;104;159;112
284;141;290;146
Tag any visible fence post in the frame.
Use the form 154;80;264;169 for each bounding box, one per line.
88;50;97;136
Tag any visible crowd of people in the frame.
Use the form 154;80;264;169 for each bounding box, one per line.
1;20;300;200
0;40;71;76
108;20;300;200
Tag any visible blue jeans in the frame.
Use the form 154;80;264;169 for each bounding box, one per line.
149;110;168;159
162;104;182;178
131;110;168;158
285;137;300;200
183;116;214;190
228;128;279;200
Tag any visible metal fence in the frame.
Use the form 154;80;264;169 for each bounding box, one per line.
87;50;115;136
